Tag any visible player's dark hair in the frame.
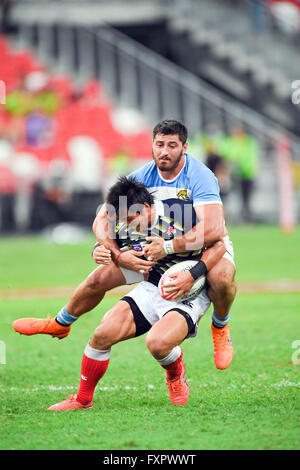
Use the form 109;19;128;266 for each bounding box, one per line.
153;119;188;145
105;176;154;217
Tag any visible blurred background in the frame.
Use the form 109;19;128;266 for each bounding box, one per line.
0;0;300;239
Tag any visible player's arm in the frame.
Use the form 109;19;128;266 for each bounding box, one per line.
92;242;112;265
195;239;226;273
172;203;225;252
144;203;225;260
162;240;226;300
92;205;155;272
92;204;121;261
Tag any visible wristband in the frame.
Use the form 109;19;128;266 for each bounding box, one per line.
92;242;100;257
163;239;175;255
189;260;208;280
115;251;123;266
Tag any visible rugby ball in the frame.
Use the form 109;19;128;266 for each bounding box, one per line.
158;260;206;302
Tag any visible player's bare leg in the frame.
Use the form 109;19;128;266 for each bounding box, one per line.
145;311;190;405
207;258;236;318
12;263;127;339
90;300;137;350
65;263;126;318
206;258;236;370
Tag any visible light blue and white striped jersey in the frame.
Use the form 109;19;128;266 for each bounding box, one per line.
128;153;222;206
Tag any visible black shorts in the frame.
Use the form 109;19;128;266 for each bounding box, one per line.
121;296;196;338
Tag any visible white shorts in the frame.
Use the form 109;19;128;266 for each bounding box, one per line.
120;236;235;284
123;281;211;338
120;266;144;285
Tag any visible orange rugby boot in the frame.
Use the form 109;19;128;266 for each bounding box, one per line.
48;394;93;411
166;361;189;406
211;323;234;370
12;314;71;339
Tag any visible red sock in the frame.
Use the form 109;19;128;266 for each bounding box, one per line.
77;353;109;405
161;351;183;381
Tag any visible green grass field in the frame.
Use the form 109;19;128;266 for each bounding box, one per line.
0;225;300;451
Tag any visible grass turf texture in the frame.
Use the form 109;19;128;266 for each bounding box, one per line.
0;225;299;450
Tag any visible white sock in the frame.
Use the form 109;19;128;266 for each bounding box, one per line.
84;343;111;361
156;346;182;366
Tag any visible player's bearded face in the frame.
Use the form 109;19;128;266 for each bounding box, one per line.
152;134;186;172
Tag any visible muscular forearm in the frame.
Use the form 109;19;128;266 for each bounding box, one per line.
172;221;223;253
101;239;121;261
92;208;121;260
172;204;225;252
188;240;226;281
201;240;226;271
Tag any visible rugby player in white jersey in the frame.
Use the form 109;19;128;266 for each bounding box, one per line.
13;120;236;370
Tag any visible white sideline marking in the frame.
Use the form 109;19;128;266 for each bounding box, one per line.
1;384;156;393
271;380;300;388
2;380;300;394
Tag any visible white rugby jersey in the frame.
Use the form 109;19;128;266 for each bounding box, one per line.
128;153;222;206
114;198;205;286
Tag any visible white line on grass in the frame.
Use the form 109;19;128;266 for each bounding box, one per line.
2;381;300;394
271;379;300;388
1;384;156;393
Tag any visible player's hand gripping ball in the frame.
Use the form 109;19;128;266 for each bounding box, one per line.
158;260;206;301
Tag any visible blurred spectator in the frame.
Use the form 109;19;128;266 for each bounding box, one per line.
192;124;260;222
250;0;268;33
4;71;60;150
205;140;231;207
5;115;25;146
0;136;16;232
0;0;12;34
226;126;260;222
25;111;54;147
29;160;71;231
0;167;16;232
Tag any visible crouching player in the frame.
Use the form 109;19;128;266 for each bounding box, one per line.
48;177;226;409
